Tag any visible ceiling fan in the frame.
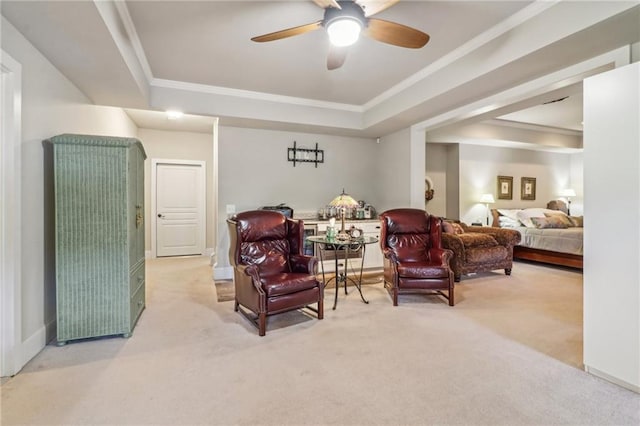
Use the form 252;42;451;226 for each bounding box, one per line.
251;0;430;70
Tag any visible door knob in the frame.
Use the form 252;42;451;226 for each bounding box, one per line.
157;214;165;218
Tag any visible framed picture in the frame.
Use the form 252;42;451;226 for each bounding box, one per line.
497;176;513;200
521;177;536;201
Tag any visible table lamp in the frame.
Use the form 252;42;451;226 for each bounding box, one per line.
329;189;359;238
560;189;576;215
480;193;495;226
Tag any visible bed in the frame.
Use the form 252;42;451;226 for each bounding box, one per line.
491;206;583;269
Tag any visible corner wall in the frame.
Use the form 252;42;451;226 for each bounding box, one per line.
2;17;138;369
583;62;639;392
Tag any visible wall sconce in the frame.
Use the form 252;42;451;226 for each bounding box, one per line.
560;189;576;215
480;193;495;226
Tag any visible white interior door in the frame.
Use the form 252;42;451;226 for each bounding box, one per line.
155;161;205;257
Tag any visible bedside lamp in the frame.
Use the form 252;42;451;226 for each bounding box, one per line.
480;193;495;226
560;189;576;215
329;189;359;237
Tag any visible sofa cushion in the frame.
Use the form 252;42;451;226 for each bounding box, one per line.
397;261;450;279
458;233;498;249
466;245;508;263
451;222;465;234
442;221;455;234
260;273;319;297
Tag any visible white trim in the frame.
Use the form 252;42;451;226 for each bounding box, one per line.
211;118;219;270
93;0;150;101
151;159;207;258
486;118;583;137
585;365;640;394
214;266;233;281
112;0;154;83
21;322;53;369
1;49;23;377
151;78;363;113
413;46;630;132
363;0;559;110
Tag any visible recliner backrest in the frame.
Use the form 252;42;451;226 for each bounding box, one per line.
231;211;293;276
380;208;441;262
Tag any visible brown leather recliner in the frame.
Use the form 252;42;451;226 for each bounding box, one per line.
379;208;455;306
227;210;323;336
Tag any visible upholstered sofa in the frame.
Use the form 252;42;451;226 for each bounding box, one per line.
441;222;521;282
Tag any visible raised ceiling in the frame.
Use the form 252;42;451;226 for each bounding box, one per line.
2;1;639;139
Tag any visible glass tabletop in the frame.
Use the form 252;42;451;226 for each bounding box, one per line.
307;235;379;246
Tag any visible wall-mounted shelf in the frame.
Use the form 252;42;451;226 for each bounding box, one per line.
288;141;324;167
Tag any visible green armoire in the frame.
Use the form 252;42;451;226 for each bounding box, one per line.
50;134;146;345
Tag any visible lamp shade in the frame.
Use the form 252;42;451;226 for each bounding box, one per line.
329;189;359;208
560;188;576;197
480;193;495;203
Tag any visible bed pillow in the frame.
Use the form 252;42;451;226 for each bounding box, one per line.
544;212;573;227
516;208;564;228
498;216;521;228
496;209;521;221
568;216;584;227
531;216;569;229
516;209;544;228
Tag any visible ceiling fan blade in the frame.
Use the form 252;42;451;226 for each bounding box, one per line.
327;46;348;70
364;18;429;48
251;21;323;43
312;0;341;9
355;0;399;17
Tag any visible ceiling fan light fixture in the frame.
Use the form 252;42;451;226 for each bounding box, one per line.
327;18;362;47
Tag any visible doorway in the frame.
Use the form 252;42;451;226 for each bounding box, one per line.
151;159;206;257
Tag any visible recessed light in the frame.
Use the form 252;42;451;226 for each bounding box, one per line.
166;110;184;120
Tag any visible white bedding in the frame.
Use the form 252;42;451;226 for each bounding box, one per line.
514;226;583;255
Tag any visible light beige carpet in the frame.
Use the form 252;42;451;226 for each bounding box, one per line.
2;257;638;425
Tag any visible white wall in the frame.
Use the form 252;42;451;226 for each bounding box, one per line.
375;128;412;213
137;128;214;253
569;152;584;216
425;143;448;217
457;145;573;224
216;126;377;274
583;62;639;392
2;17;138;366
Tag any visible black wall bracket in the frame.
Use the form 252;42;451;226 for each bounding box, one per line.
288;141;324;167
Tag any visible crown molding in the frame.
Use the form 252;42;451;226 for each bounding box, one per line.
487;119;583;136
150;78;363;113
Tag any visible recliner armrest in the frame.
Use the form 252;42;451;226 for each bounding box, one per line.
428;247;453;267
289;254;318;274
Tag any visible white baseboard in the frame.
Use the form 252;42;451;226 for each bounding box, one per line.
145;249;213;260
585;364;640;393
21;323;50;368
214;266;233;280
